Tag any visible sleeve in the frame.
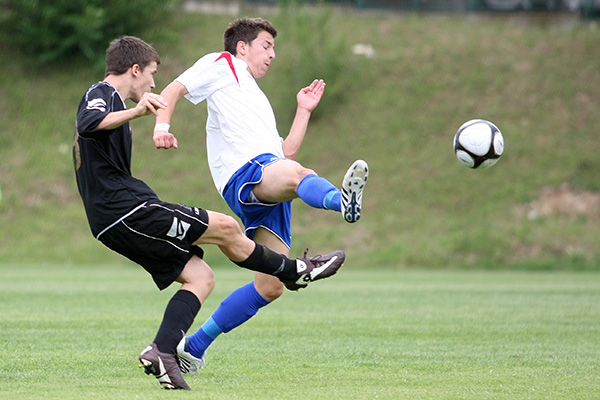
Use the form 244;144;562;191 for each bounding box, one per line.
76;84;113;138
176;53;240;105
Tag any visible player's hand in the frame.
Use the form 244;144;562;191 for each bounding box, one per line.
154;130;178;149
297;79;326;113
135;92;168;117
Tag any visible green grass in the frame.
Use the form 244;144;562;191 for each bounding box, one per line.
1;7;599;399
1;263;599;399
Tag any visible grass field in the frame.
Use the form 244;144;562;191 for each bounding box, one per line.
1;6;600;399
1;263;599;399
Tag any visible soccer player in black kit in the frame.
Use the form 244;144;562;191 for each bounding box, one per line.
73;36;345;390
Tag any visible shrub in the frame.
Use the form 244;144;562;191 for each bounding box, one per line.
0;0;181;65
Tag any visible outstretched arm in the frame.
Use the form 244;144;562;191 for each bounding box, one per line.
96;92;168;130
282;79;326;160
153;81;190;149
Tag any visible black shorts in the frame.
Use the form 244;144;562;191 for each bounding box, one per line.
97;200;209;290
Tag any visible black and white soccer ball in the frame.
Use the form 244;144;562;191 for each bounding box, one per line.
453;119;504;169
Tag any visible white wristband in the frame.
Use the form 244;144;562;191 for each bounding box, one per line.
154;123;170;132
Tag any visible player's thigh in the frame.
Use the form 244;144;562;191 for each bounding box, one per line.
254;159;315;203
253;226;290;256
194;211;255;260
194;211;243;245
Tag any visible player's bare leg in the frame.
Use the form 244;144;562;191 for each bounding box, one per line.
252;159;315;203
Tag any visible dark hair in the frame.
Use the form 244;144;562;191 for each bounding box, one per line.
105;36;160;77
223;18;277;55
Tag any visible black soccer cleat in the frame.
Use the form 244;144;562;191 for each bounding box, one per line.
139;343;191;390
284;249;346;291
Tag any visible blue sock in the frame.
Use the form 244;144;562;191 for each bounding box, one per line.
186;282;270;358
296;174;342;212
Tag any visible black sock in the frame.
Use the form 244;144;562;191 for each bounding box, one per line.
154;289;201;354
233;243;297;281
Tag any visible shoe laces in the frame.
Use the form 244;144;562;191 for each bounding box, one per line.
303;248;324;260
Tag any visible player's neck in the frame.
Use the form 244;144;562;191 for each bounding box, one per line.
104;75;133;101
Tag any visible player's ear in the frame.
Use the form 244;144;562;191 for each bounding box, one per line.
131;64;141;77
236;40;246;56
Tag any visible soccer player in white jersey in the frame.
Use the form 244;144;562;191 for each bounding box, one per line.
153;18;368;374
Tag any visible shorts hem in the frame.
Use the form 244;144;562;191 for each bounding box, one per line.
245;225;291;249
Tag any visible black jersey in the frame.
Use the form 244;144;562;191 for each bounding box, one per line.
73;81;158;237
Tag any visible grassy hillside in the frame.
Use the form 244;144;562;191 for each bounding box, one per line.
1;8;599;270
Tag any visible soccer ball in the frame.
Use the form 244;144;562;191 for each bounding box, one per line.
453;119;504;169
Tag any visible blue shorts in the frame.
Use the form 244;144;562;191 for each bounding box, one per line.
222;154;292;248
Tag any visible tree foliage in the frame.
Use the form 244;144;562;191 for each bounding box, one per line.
0;0;181;64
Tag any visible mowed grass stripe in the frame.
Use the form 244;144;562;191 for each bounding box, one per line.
0;264;599;399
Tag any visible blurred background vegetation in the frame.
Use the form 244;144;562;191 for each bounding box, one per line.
1;0;599;271
0;0;180;66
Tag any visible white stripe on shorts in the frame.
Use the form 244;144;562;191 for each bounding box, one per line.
96;202;147;240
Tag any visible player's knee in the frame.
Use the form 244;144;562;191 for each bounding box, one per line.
292;165;316;188
211;213;244;239
190;271;215;296
298;164;316;178
257;280;284;301
179;257;215;301
280;160;314;183
191;260;215;285
220;214;244;238
202;268;216;291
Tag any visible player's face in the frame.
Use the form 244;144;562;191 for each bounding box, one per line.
243;31;275;79
131;61;158;102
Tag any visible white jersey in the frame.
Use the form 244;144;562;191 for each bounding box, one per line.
176;52;284;194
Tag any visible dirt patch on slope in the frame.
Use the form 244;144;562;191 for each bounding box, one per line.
520;183;600;221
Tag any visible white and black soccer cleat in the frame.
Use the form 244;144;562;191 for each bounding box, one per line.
284;249;346;291
176;336;205;375
341;160;368;223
